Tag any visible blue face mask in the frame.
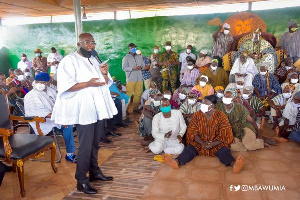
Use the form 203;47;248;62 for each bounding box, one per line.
130;48;136;53
160;105;171;113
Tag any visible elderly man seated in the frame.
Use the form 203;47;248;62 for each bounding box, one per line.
230;52;258;87
274;91;300;143
148;98;187;155
164;95;245;174
179;93;201;123
281;72;300;96
274;57;298;84
269;86;293;129
171;86;189;109
226;76;246;98
216;89;276;151
24;73;76;163
252;64;282;106
7;69;33;96
180;56;200;87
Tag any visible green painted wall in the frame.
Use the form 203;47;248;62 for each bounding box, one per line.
1;7;300;82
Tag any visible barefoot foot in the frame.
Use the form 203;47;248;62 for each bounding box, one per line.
233;156;245;174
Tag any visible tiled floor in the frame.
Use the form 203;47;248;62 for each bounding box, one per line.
1;116;300;200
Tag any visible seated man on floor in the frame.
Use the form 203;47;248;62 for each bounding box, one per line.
229;52;258;87
149;98;187;155
164;95;245;174
275;91;300;143
140;81;161;109
226;76;246;98
269;86;293;129
139;93;163;146
275;57;298;84
216;89;276;151
281;72;300;96
24;73;76;163
252;64;282;106
179;93;201;123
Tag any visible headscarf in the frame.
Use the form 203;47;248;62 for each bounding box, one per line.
35;72;50;82
214;86;224;91
200;75;208;82
200;50;208;55
211;59;219;63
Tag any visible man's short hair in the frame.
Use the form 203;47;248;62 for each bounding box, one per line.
51;47;56;51
21;53;27;57
0;72;5;76
128;43;136;48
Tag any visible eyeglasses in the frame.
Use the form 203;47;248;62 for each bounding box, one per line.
80;41;96;45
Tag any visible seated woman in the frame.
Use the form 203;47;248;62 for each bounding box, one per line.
191;75;214;100
140;81;161;109
179;93;201;123
171;86;189;109
269;86;293;130
281;72;300;96
202;59;229;88
164;95;245;174
252;64;282;106
180;56;200;88
195;50;211;73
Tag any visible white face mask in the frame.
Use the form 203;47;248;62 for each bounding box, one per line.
242;93;250;100
34;83;46;92
187;99;197;105
25;72;31;77
149;98;154;102
283;93;292;99
291;79;299;84
17;75;24;81
286;66;292;70
260;71;267;76
211;65;217;71
222;97;233;105
200;104;211;113
236;84;244;89
199;81;207;87
187;65;194;70
154;49;159;54
153;100;160;107
165;46;171;51
179;93;186;100
224;30;230;35
163;94;171;100
216;92;224;98
186;49;192;54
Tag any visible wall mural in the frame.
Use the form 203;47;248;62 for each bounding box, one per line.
0;7;299;83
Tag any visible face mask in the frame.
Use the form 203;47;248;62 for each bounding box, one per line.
187;65;194;70
186;49;191;54
216;92;224;98
224;30;230;35
130;48;136;54
25;72;31;77
160;105;171;113
79;47;91;58
291;79;298;84
291;27;298;32
211;65;217;71
21;57;26;61
35;53;41;57
260;71;267;76
242;93;250;100
222;97;233;105
34;83;46;92
149;98;154;102
236;84;244;89
179;93;186;100
286;66;292;70
283;93;292;99
153;101;160;107
200;104;211;113
164;94;171;100
165;46;171;51
199;81;207;87
17;75;24;81
188;99;196;105
154;49;159;54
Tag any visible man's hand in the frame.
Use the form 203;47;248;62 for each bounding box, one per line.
134;66;142;70
164;131;172;138
46;113;52;118
87;78;106;87
204;142;213;150
144;65;150;70
8;87;18;95
177;135;182;143
99;64;108;74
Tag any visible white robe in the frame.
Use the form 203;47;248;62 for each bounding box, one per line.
51;52;117;125
230;58;258;87
149;110;187;155
24;86;59;135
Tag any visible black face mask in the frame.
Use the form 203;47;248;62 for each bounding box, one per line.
79;47;91;58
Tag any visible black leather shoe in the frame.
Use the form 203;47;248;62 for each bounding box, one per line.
107;131;122;137
89;173;114;182
77;183;97;194
100;138;112;144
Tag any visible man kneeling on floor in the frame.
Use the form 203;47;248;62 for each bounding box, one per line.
149;98;187;155
164;95;245;174
24;72;76;163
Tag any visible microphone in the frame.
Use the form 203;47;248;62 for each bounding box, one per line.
91;49;103;64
